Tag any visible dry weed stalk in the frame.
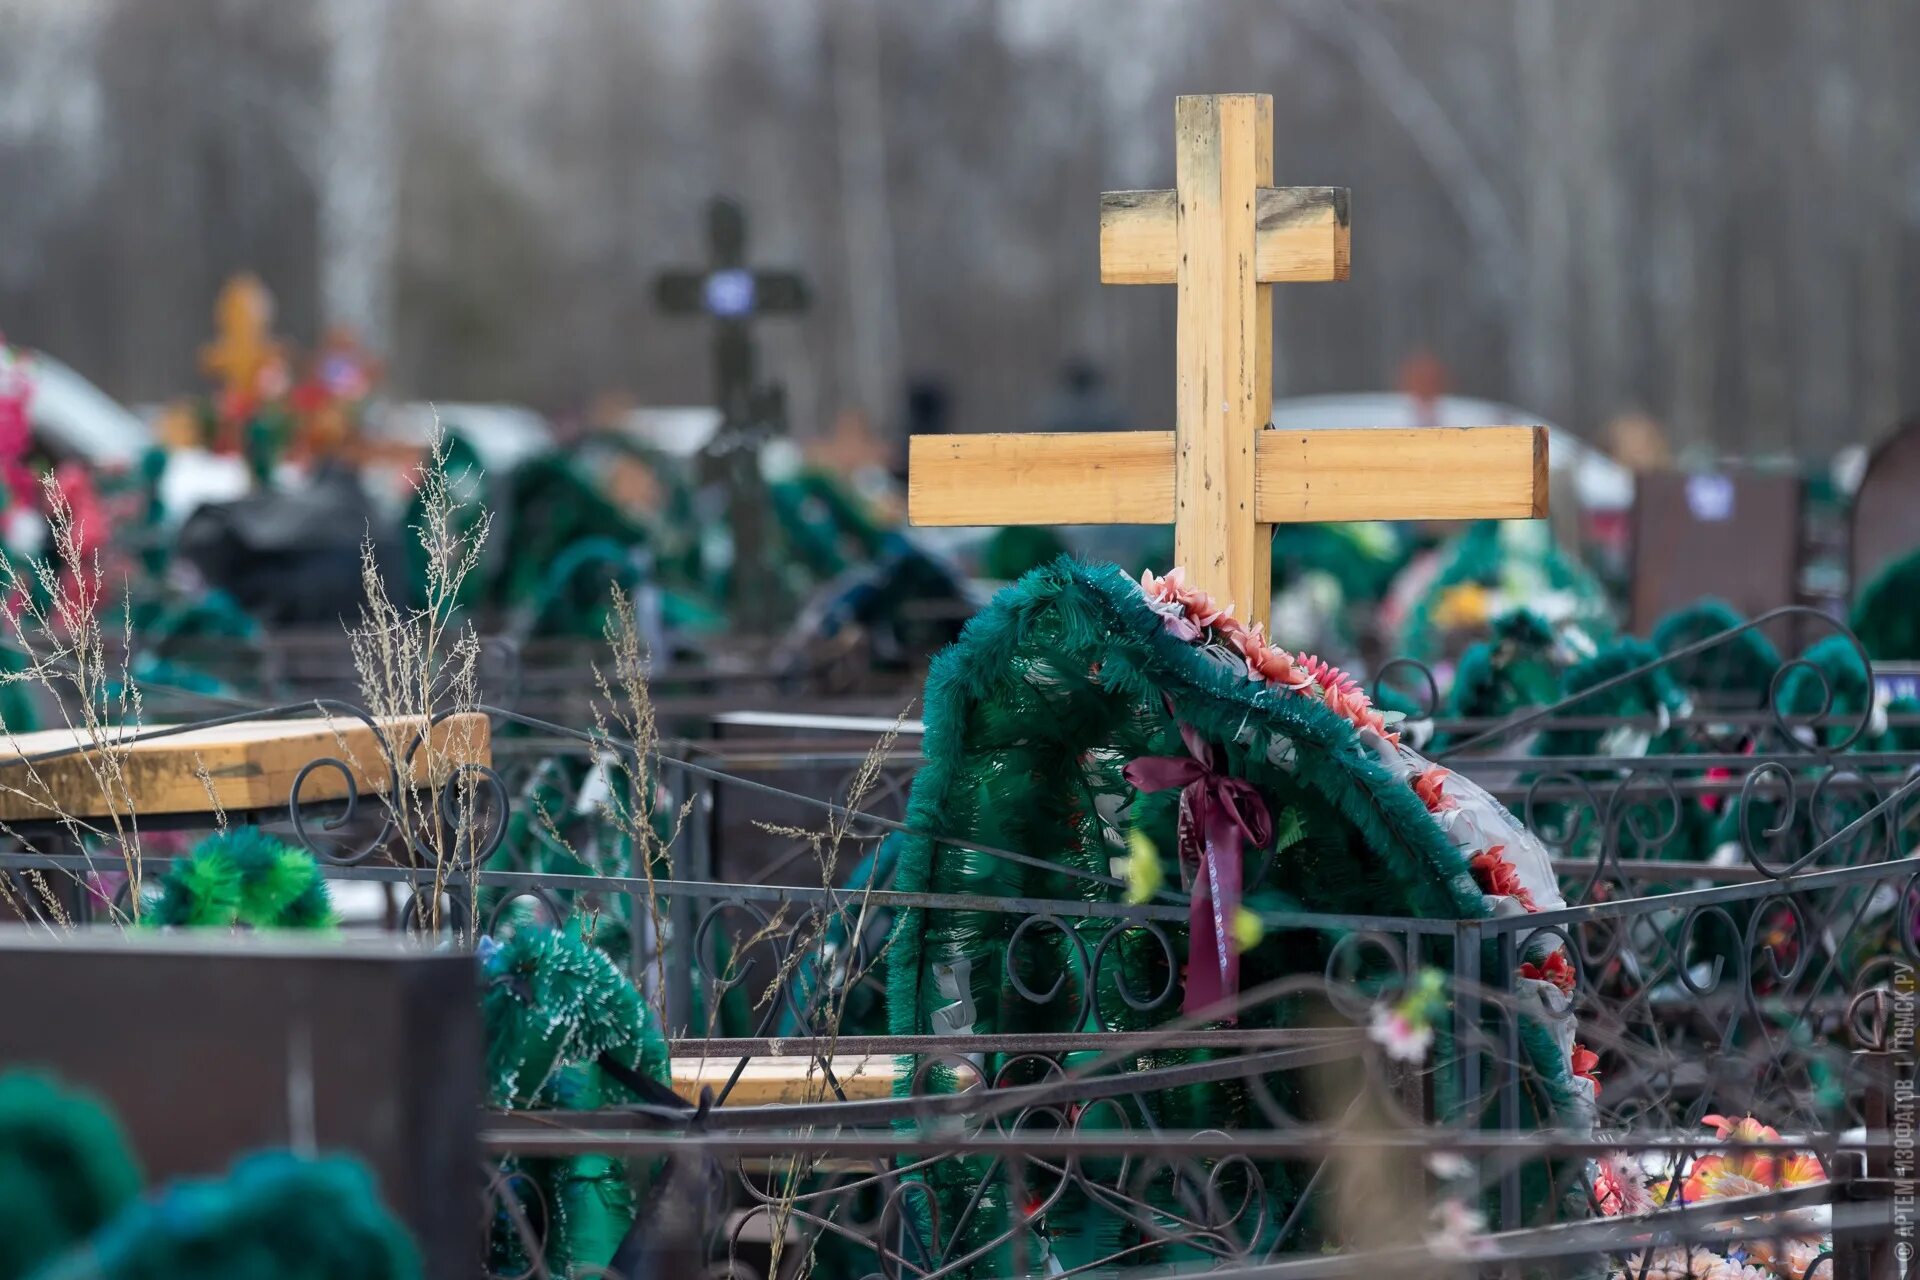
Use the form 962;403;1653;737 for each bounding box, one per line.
345;423;488;934
566;584;694;1013
740;716;907;1280
0;474;147;925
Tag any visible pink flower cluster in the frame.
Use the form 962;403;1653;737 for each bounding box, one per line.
1140;568;1397;746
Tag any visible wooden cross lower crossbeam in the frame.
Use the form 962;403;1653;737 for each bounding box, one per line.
908;94;1547;630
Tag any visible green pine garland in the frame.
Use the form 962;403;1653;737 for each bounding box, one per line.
0;1073;142;1280
481;925;671;1276
1850;545;1920;661
27;1152;418;1280
143;829;335;931
1650;598;1781;705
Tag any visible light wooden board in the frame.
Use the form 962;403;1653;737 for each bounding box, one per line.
1099;187;1351;284
1253;426;1548;522
908;431;1176;526
670;1054;899;1105
0;713;492;821
908;426;1546;527
1172;93;1273;615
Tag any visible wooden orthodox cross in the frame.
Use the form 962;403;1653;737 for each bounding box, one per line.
907;94;1547;630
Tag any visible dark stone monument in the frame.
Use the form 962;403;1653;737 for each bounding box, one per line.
654;197;811;631
1849;416;1920;593
0;931;479;1280
1629;469;1805;634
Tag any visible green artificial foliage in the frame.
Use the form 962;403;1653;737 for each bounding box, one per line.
0;1073;142;1280
481;926;671;1276
770;470;889;580
1849;545;1920;661
883;559;1581;1273
29;1152;418;1280
1651;598;1781;706
1271;521;1406;605
524;537;647;639
143;829;335;931
1774;634;1912;749
0;642;40;735
494;455;654;616
1399;520;1614;663
125;589;262;702
1535;637;1691;763
1439;609;1568;747
981;526;1070;583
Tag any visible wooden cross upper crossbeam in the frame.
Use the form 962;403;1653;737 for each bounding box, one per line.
654;197;810;424
907;94;1547;631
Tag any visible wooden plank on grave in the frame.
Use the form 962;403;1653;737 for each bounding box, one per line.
1253;426;1549;523
670;1053;900;1105
908;431;1176;526
0;712;492;821
1099;186;1351;285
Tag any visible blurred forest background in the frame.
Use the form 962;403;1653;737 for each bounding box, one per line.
1;0;1916;457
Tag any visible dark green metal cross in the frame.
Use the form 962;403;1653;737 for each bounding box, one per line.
653;197;811;631
653;197;810;426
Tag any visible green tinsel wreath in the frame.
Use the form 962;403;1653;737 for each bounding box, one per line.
142;829;335;931
0;1073;142;1280
882;559;1582;1274
28;1152;418;1280
481;925;672;1276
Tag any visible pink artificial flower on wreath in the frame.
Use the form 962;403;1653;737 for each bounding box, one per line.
1228;621;1315;691
1591;1150;1651;1217
1140;567;1231;631
1470;845;1538;911
1324;682;1398;746
1296;652;1361;698
1139;567;1230;641
1367;1003;1433;1063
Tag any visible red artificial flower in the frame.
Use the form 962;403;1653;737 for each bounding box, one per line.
1470;845;1538;911
1570;1043;1601;1095
1411;768;1457;813
1519;949;1576;995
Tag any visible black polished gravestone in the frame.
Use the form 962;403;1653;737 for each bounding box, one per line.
0;931;479;1280
1850;416;1920;593
1629;469;1805;634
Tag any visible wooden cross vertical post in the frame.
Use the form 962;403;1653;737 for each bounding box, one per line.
907;93;1547;632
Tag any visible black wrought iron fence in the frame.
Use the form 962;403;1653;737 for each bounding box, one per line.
0;608;1914;1278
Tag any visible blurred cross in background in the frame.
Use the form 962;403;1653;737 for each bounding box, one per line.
653;198;812;631
652;197;810;426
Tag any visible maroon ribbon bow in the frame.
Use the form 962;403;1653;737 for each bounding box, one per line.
1124;719;1272;1020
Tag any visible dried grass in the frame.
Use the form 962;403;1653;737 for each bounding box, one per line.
0;473;147;927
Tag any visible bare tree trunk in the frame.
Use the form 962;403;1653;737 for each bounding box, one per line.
829;0;900;422
319;0;398;355
1512;0;1572;423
